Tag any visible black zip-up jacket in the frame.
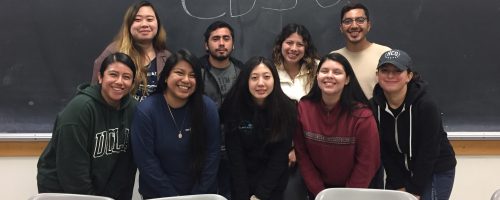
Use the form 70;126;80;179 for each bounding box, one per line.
371;80;456;196
224;107;293;200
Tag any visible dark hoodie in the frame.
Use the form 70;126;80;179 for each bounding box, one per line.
371;80;456;196
37;83;137;200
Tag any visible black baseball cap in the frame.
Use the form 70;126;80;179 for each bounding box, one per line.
377;49;412;71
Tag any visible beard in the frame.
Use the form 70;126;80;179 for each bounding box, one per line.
209;48;232;61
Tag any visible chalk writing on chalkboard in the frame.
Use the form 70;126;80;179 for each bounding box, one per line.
181;0;342;19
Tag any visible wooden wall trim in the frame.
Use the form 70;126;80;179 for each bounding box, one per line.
451;140;500;155
1;140;500;156
0;141;48;156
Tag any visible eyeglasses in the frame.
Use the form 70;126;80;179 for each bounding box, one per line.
341;17;368;25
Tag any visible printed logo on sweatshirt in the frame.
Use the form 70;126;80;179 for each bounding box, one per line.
93;128;130;158
304;131;356;145
238;120;253;132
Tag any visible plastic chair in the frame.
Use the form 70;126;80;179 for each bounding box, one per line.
149;194;227;200
315;188;418;200
28;193;114;200
491;189;500;200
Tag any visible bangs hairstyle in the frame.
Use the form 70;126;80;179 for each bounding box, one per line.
303;53;369;114
115;0;167;95
156;49;206;181
100;52;137;81
272;23;319;91
221;56;297;143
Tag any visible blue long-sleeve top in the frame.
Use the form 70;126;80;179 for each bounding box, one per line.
131;93;220;199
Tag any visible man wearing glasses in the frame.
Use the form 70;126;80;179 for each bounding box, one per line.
332;3;390;99
332;3;390;190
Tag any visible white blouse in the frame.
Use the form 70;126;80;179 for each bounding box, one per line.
277;64;311;101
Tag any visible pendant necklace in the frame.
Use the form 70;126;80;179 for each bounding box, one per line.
166;101;187;139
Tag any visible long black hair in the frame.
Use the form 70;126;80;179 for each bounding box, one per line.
221;56;296;142
303;53;369;114
156;49;206;181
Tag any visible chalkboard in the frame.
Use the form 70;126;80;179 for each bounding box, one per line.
1;0;499;133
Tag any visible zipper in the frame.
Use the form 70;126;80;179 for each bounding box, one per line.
384;103;411;174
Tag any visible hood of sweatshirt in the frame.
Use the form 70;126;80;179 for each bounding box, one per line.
77;83;134;110
372;79;428;108
371;79;428;168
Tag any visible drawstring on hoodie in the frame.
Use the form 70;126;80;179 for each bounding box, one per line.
379;102;413;176
377;105;380;124
409;105;413;160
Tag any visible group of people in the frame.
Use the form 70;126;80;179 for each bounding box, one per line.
36;1;457;200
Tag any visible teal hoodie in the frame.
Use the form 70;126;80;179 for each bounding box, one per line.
37;83;137;200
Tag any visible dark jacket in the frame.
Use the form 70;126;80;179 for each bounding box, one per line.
371;80;456;196
131;94;220;199
200;55;244;108
37;84;137;200
224;107;293;200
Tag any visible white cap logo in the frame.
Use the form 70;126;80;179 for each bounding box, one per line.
385;50;400;59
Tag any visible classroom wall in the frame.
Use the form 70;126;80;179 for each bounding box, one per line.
0;156;499;200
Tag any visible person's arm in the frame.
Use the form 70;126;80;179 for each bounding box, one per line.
92;43;116;83
131;107;178;197
191;100;221;194
406;100;443;196
225;123;250;200
345;110;381;188
254;134;292;200
293;104;325;196
55;123;96;194
288;148;296;167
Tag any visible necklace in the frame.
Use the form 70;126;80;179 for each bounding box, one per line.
166;101;187;139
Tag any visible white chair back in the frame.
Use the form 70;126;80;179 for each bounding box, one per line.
28;193;114;200
315;188;418;200
491;189;500;200
149;194;227;200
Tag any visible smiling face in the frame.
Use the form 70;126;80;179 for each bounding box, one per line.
98;62;134;108
317;59;350;99
340;8;371;44
377;64;413;95
164;60;197;106
130;6;158;43
205;27;234;62
281;32;305;65
248;63;274;106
